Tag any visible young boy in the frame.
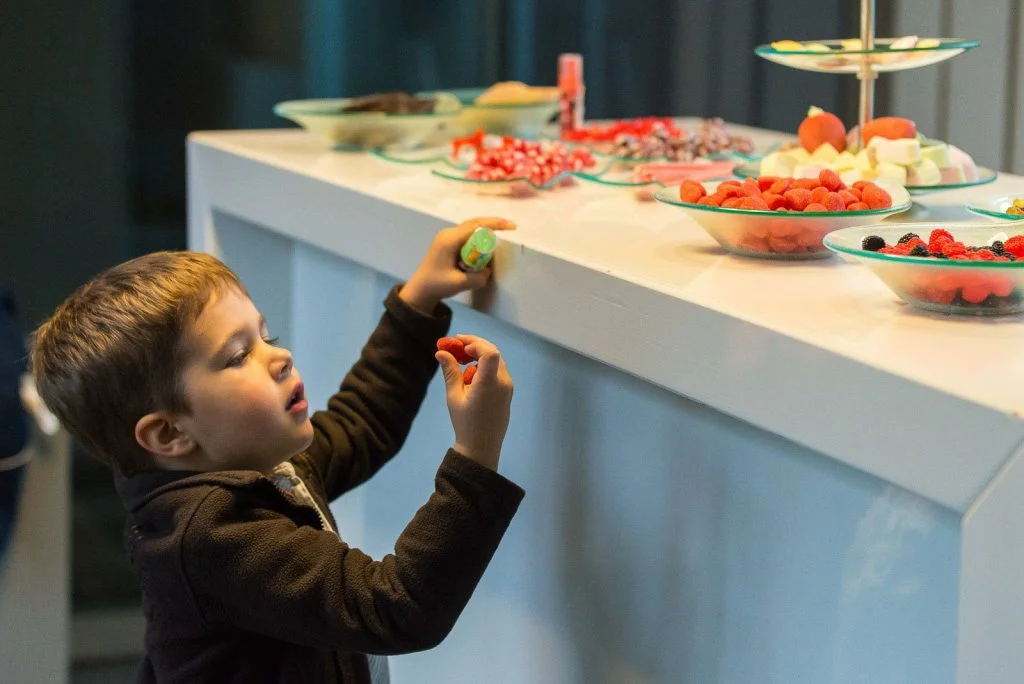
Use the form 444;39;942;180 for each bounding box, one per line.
31;217;522;684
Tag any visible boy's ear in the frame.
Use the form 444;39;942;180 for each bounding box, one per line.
135;412;195;459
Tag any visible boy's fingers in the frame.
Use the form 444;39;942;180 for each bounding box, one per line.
459;269;491;290
461;216;516;232
454;335;498;360
435;352;463;394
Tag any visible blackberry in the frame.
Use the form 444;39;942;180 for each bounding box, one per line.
909;245;929;257
861;235;886;252
932;253;949;259
897;232;920;244
991;240;1006;253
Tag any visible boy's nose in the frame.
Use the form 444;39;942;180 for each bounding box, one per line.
274;353;293;380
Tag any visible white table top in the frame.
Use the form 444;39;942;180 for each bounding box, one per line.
188;126;1024;511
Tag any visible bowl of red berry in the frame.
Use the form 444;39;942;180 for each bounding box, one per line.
654;171;911;259
823;224;1024;315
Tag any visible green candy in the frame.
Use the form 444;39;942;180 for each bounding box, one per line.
459;227;498;271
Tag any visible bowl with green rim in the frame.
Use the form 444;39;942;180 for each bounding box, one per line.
824;222;1024;315
654;180;911;259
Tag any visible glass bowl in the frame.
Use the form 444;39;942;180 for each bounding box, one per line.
732;160;997;195
574;171;665;202
273;94;461;150
430;168;576;198
426;88;559;139
654;181;911;259
966;195;1024;222
824;223;1024;315
754;38;979;74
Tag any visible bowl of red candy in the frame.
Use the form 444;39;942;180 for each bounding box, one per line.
824;223;1024;315
654;170;911;259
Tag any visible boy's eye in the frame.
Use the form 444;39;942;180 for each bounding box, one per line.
263;336;280;346
226;347;250;368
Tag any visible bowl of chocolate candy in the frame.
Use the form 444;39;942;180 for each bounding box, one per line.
274;91;462;150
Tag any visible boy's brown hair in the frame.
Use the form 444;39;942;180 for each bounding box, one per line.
30;251;245;475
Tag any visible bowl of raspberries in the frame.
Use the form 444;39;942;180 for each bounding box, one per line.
824;223;1024;315
655;170;911;259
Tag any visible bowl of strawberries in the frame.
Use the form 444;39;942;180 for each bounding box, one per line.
824;223;1024;315
655;170;911;259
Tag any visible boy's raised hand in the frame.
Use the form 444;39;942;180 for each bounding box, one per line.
400;216;515;313
435;334;513;472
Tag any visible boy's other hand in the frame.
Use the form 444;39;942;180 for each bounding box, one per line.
400;217;516;313
435;334;513;471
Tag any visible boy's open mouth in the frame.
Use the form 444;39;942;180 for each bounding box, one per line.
285;383;306;412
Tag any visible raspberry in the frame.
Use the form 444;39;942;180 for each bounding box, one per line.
762;192;788;210
862;184;893;210
929;228;954;245
846;202;870;211
1003;235;1024;257
821;192;846;212
992;277;1014;298
462;364;478;385
804;202;828;212
783;188;812;211
941;241;968;257
437;337;473;364
737;196;770;211
757;176;781;192
818;168;843;192
679;180;706;203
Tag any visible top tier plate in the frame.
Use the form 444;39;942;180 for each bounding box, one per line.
754;38;980;74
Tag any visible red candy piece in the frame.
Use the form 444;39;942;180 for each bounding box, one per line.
783;188;812;211
737;196;770;210
462;364;478;385
679;180;707;203
846;201;870;211
804;202;827;212
818;169;843;192
820;192;845;212
437;337;473;365
861;184;893;210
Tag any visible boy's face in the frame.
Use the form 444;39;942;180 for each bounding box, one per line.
175;287;313;472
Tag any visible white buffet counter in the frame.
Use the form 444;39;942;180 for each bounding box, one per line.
188;127;1024;684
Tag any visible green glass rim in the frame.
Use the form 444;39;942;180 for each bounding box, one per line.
965;204;1024;221
754;38;980;56
824;225;1024;269
430;168;571;190
574;171;663;188
653;186;911;218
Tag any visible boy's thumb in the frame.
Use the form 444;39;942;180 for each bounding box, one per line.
435;352;462;392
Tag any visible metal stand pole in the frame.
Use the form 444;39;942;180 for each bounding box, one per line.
857;0;876;148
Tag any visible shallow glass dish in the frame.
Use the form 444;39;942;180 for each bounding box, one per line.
574;171;665;202
424;88;559;139
732;160;997;194
654;181;911;259
754;38;979;74
966;195;1024;222
273;94;461;150
430;167;575;198
824;223;1024;315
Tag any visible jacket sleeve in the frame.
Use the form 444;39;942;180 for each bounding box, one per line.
180;450;524;654
304;285;451;500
